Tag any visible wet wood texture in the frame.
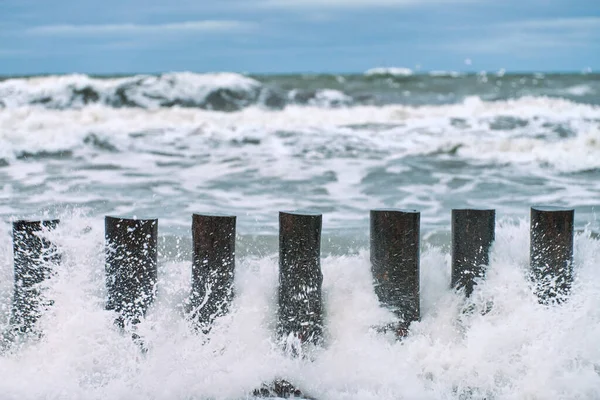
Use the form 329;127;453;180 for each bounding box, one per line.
370;209;420;333
451;209;495;297
11;219;60;333
105;216;158;324
530;206;574;304
189;213;236;331
278;211;323;346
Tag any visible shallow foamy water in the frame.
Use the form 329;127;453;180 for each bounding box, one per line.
1;96;600;235
1;72;600;234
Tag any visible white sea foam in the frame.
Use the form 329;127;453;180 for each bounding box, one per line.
1;216;600;399
0;72;262;110
563;84;594;97
457;128;600;172
1;96;598;171
286;89;353;108
428;71;462;77
308;89;353;107
364;67;413;77
0;94;599;235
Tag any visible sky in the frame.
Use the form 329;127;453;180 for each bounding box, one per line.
0;0;599;75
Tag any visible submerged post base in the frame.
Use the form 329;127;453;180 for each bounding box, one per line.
253;379;315;399
372;322;410;338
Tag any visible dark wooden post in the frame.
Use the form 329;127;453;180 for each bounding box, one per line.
11;219;60;333
370;209;420;335
530;206;574;304
189;213;236;332
105;216;158;326
278;211;323;348
451;209;496;297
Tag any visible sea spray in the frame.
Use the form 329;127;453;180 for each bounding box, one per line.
0;213;599;399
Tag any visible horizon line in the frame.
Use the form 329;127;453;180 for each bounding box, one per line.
0;70;596;79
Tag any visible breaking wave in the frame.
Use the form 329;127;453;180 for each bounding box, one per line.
0;72;354;111
1;95;599;173
2;71;600;112
364;67;414;77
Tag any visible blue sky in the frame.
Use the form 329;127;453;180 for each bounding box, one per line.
0;0;599;74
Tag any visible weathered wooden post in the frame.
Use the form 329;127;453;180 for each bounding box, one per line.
10;219;60;333
188;213;236;332
451;209;495;297
278;211;323;349
370;209;420;336
105;216;158;326
530;206;574;304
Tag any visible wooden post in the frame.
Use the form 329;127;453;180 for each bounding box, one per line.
189;213;236;332
105;216;158;326
370;209;420;335
451;209;495;297
278;211;323;348
530;206;574;304
10;219;60;333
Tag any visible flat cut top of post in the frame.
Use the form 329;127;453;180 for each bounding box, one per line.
13;219;60;233
13;219;60;225
531;206;574;213
452;208;495;212
105;215;158;222
371;208;419;214
193;212;236;218
280;210;322;216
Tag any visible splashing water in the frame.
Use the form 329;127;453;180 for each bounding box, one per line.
0;212;599;400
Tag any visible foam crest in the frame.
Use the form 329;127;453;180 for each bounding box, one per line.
0;72;263;111
0;95;599;235
458;127;600;172
1;96;598;170
563;84;595;97
364;67;414;77
429;71;462;77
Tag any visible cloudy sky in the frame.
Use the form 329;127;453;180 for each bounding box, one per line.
0;0;598;74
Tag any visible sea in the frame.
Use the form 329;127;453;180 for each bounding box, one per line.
0;69;600;399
